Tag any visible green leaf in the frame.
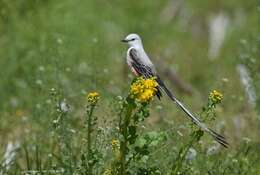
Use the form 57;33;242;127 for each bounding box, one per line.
128;125;138;144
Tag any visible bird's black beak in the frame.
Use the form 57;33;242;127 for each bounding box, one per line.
121;39;128;43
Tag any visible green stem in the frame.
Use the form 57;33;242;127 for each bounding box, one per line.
119;102;133;175
87;105;95;175
171;130;202;175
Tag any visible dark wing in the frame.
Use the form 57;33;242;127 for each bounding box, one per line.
129;48;154;78
129;48;162;99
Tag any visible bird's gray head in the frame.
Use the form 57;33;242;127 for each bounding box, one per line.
121;33;143;47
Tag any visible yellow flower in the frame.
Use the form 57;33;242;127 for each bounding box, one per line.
111;139;121;161
103;168;112;175
15;109;25;117
139;89;154;102
209;90;223;104
130;77;158;103
111;139;120;151
87;92;100;104
143;78;158;89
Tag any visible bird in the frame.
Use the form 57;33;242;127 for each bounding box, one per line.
121;33;228;148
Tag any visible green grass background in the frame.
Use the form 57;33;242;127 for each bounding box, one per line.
0;0;260;174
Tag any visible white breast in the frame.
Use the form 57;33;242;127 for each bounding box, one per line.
126;47;134;68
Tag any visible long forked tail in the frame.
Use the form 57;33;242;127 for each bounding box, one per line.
156;77;228;148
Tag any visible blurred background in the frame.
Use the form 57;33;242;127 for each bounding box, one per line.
0;0;259;173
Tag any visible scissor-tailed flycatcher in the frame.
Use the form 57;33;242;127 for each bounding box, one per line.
122;33;228;148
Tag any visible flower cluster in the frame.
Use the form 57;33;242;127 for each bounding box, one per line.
209;90;223;104
111;139;120;151
130;77;158;103
87;92;100;104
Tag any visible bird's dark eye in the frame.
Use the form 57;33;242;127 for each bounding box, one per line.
130;38;136;41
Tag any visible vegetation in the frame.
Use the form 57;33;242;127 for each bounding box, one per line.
0;0;259;174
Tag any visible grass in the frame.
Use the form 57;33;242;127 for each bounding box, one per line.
0;0;260;174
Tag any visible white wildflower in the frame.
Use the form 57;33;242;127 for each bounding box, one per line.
60;99;69;113
237;64;256;107
38;66;45;72
185;147;197;161
207;144;220;156
1;142;20;174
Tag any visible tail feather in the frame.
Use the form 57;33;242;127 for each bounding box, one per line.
209;129;229;148
156;76;228;148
